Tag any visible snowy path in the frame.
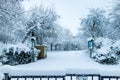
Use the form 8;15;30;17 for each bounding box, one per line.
1;50;120;77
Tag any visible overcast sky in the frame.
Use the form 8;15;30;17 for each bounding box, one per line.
23;0;113;36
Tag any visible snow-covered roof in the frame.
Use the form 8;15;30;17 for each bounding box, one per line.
1;50;120;76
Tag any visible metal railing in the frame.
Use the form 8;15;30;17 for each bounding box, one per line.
101;76;120;80
66;74;100;80
4;73;65;80
3;73;120;80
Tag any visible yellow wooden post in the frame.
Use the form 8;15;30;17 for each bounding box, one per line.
35;45;47;59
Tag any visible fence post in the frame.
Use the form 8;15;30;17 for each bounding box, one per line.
63;76;65;80
100;76;102;80
4;73;10;80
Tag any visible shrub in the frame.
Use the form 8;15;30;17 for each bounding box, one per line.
93;51;118;64
111;40;120;55
93;37;119;64
0;43;39;65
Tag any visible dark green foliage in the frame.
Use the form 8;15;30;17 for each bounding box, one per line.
1;47;36;65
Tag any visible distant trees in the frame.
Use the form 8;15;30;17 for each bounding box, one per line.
23;6;82;51
80;8;108;39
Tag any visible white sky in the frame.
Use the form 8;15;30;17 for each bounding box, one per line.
22;0;113;36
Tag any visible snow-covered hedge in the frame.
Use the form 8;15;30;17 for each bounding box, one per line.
0;43;39;65
93;37;119;64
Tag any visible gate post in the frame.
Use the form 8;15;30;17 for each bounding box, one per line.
99;75;102;80
4;73;10;80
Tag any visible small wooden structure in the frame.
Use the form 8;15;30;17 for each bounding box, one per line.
35;45;47;59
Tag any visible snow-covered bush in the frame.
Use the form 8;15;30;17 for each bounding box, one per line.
94;37;114;49
93;47;118;64
0;43;39;65
93;37;119;64
111;40;120;55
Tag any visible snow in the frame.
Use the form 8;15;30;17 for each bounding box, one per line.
0;73;4;80
93;37;120;64
0;42;40;55
100;68;120;76
0;42;6;56
1;50;120;77
5;43;31;54
112;40;120;51
0;42;5;80
94;47;111;55
94;37;114;50
87;38;94;41
0;65;65;76
0;58;4;79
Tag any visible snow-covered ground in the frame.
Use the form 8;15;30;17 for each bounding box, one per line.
1;50;120;78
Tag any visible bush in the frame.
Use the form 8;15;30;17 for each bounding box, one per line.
93;37;119;64
0;43;39;65
94;37;114;49
93;51;118;64
111;40;120;55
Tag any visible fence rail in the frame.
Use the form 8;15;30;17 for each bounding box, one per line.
3;73;120;80
101;76;120;80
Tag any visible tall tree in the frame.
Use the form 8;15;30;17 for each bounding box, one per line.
23;7;60;47
80;8;108;39
108;0;120;40
0;0;26;43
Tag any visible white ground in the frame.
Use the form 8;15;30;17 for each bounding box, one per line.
1;50;120;79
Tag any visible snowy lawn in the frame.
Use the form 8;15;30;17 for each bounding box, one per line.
1;50;120;77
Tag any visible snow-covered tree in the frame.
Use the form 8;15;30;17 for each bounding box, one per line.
61;29;72;51
107;0;120;40
77;30;88;49
0;0;26;43
22;7;61;50
81;8;108;39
